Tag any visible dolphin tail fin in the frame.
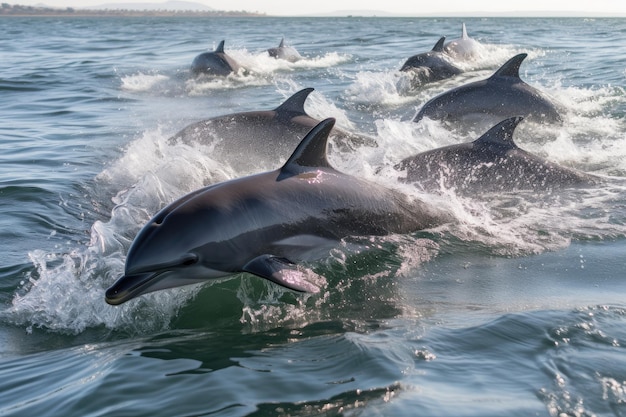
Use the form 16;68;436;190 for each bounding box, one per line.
474;117;524;149
215;40;226;53
462;23;469;39
491;53;528;79
432;36;446;52
243;255;324;293
278;118;335;179
274;88;314;118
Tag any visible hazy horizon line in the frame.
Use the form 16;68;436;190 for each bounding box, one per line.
5;2;626;17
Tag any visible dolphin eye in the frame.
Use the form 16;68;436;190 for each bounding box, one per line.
181;254;198;266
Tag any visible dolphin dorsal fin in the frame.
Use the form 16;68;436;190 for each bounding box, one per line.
215;40;226;53
279;38;285;47
491;53;528;79
432;37;446;52
274;88;314;117
279;118;335;179
461;23;468;39
474;117;524;149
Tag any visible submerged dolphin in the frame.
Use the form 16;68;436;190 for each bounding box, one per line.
400;37;463;84
267;38;303;62
169;87;376;169
413;53;563;128
444;23;482;59
190;40;241;77
105;119;451;305
396;117;601;194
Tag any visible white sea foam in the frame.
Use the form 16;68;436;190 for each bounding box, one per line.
120;72;170;92
185;48;351;95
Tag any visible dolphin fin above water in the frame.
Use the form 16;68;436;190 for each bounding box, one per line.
273;87;313;122
490;53;527;79
431;36;446;52
214;39;225;53
472;116;523;149
461;22;469;39
278;116;334;179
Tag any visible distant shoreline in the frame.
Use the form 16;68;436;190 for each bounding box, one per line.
1;4;624;18
0;4;265;17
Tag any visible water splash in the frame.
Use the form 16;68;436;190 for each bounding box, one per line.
4;129;235;334
120;72;170;92
5;64;626;334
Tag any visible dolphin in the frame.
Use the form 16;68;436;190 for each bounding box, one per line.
267;38;303;62
444;23;482;59
400;37;463;84
190;40;241;77
105;119;451;305
169;87;376;169
396;117;602;195
413;53;563;129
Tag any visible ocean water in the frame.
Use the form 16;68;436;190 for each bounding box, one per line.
1;15;626;416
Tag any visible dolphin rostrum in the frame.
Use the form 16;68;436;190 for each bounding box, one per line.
413;53;563;128
105;119;451;305
190;40;242;77
397;117;601;194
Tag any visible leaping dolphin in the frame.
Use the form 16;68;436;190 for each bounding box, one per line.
413;53;563;129
267;38;303;62
190;40;242;77
169;88;376;170
400;37;463;84
444;23;483;59
396;117;601;195
105;119;451;305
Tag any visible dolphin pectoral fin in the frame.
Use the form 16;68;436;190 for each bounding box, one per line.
242;255;324;293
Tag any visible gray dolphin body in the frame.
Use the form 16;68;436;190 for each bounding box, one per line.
413;54;563;128
267;38;303;62
400;37;463;84
169;88;376;169
105;119;451;305
444;23;482;59
397;117;601;195
190;40;241;77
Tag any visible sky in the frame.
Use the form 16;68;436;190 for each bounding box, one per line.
13;0;626;16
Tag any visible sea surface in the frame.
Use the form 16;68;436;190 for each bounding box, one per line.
1;15;626;416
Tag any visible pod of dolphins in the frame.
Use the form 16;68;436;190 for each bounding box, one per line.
105;24;606;306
